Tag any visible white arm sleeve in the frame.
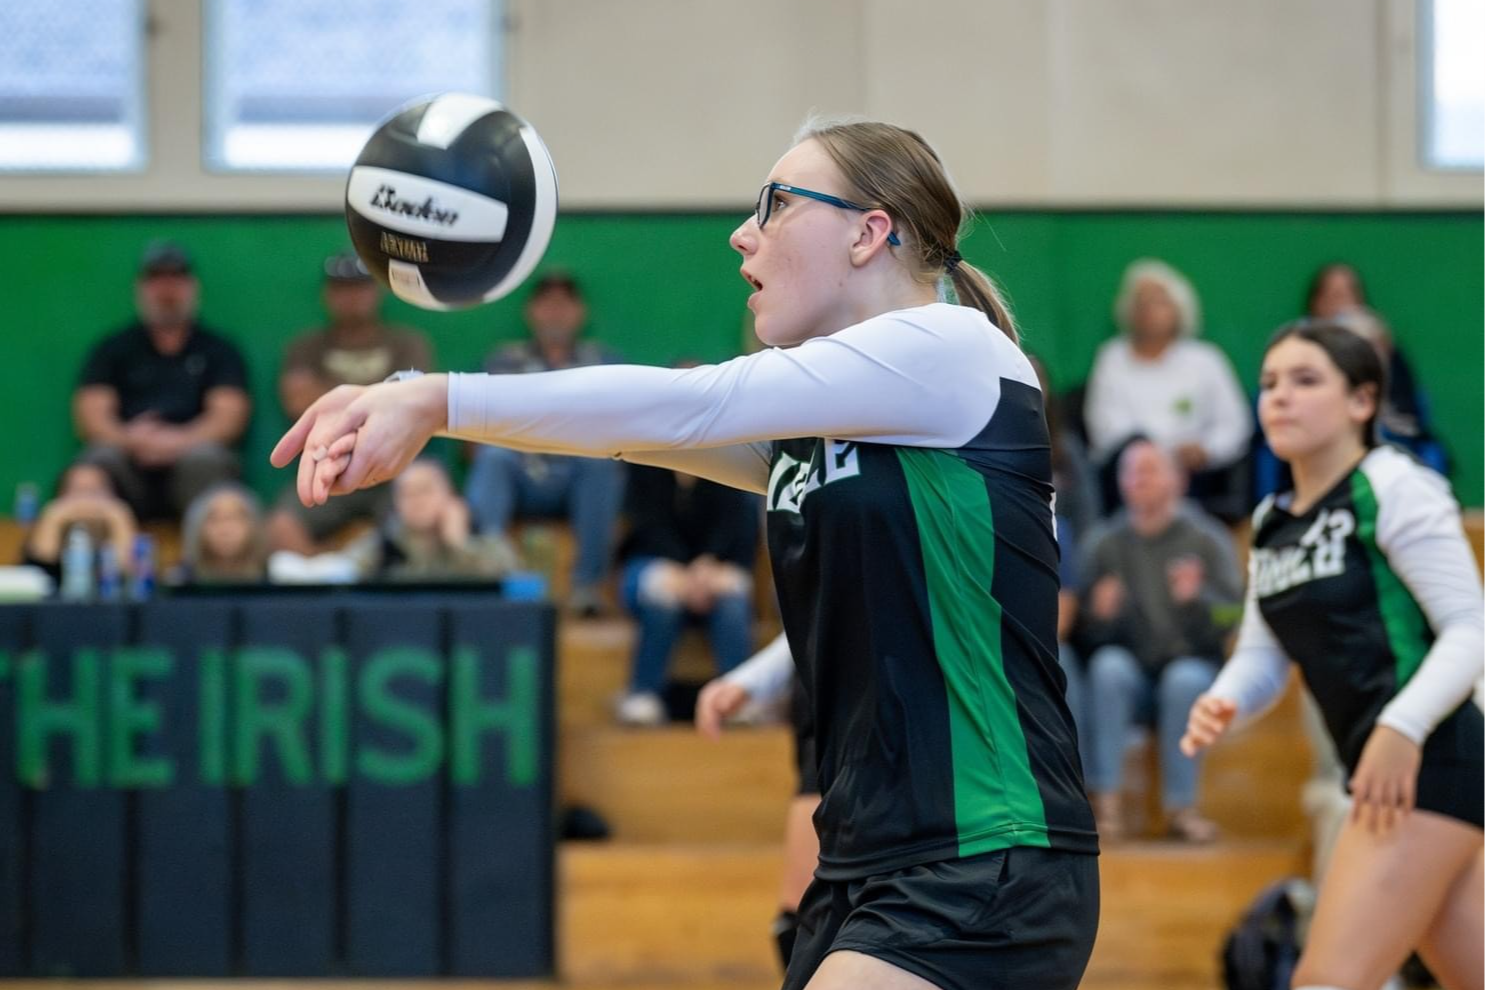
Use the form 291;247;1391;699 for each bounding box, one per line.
1199;345;1254;468
1207;553;1292;729
720;631;796;706
1372;469;1485;744
618;444;774;495
446;306;1009;476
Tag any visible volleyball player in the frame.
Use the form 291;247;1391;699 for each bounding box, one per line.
275;117;1099;990
1181;321;1483;990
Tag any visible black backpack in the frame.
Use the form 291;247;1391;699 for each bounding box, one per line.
1221;877;1312;990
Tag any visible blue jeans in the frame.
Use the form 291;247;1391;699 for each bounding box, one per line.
1056;643;1092;778
465;447;624;590
1083;645;1217;812
621;557;752;695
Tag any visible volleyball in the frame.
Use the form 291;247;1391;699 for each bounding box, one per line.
344;93;559;311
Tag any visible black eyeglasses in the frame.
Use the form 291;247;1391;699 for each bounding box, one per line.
754;181;902;246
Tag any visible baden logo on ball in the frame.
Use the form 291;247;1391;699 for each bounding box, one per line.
345;92;559;311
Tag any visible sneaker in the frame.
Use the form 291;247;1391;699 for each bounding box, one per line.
1166;807;1219;843
614;691;667;727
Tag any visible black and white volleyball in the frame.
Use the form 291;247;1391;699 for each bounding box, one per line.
345;93;558;310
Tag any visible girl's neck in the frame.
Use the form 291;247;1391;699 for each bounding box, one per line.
1289;438;1368;515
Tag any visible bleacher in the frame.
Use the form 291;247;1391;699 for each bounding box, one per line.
4;512;1482;990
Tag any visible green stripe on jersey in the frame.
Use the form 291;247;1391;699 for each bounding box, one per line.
1351;471;1432;686
897;448;1049;855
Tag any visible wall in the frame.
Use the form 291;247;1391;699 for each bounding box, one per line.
2;210;1479;507
0;0;1477;211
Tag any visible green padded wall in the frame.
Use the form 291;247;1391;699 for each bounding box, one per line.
1;211;1479;505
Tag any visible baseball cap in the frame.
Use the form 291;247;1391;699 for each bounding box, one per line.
139;240;193;278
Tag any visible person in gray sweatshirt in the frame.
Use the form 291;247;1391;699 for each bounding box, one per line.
1074;438;1242;842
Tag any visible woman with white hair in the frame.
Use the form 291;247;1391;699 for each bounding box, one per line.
1083;259;1252;516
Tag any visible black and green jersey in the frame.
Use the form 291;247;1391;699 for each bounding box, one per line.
447;302;1101;874
1238;446;1483;776
766;391;1096;879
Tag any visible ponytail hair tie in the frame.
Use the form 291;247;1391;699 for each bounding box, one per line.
944;251;963;274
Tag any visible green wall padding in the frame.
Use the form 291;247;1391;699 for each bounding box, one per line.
1;211;1479;507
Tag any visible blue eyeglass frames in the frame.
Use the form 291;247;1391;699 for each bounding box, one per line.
755;182;902;246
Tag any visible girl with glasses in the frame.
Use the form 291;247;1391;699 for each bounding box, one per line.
275;116;1099;990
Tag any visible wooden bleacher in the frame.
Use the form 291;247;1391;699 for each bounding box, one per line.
3;510;1481;989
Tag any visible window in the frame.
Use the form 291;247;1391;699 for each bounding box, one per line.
203;0;503;173
0;0;146;171
1421;0;1484;170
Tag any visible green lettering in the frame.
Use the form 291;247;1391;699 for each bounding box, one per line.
198;648;228;786
234;647;314;786
18;649;102;788
319;647;349;785
357;647;444;786
107;647;174;788
451;646;537;786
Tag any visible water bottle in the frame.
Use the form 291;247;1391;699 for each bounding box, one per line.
13;482;39;525
129;533;156;601
97;543;122;601
60;526;96;602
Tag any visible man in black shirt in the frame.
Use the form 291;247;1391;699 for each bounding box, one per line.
73;241;251;521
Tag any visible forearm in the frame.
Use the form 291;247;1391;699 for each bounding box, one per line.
722;632;795;706
1377;624;1484;744
76;408;126;446
185;404;249;446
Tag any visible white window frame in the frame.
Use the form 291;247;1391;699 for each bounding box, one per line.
0;0;507;212
1416;0;1484;172
200;0;504;175
0;0;149;174
1381;0;1482;203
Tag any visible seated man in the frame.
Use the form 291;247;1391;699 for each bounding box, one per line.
267;253;434;553
73;241;250;520
1074;439;1242;842
464;272;625;615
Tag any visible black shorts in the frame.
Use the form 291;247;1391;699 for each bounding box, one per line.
1412;702;1483;829
783;846;1099;990
790;678;818;796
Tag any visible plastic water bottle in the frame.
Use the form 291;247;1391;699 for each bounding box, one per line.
97;544;122;601
13;482;39;525
60;526;96;601
129;533;156;601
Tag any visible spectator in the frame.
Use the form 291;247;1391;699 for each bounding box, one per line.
346;458;516;583
464;272;625;615
175;483;268;585
1075;440;1242;842
20;462;138;582
267;253;435;554
1303;262;1446;473
73;241;250;521
1084;259;1252;520
614;465;761;727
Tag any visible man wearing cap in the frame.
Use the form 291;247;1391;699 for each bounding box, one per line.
464;271;626;616
266;252;434;554
73;241;251;521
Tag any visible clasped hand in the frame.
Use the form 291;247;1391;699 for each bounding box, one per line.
269;376;448;506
